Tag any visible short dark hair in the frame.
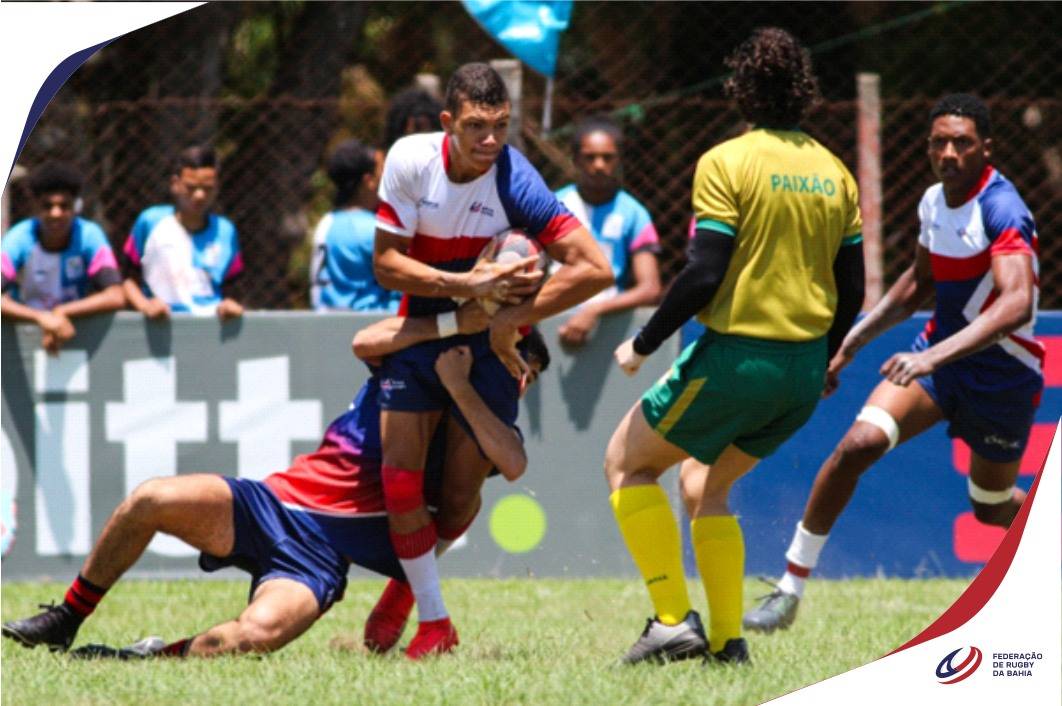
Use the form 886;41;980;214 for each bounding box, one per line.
29;162;83;198
724;27;820;127
570;115;624;156
385;88;442;148
518;326;550;373
930;93;992;138
444;63;509;116
174;145;217;174
327;139;378;208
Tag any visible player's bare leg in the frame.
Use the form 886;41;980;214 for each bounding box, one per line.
379;409;458;658
968;453;1024;528
2;474;234;652
605;403;707;664
745;380;943;634
186;578;320;656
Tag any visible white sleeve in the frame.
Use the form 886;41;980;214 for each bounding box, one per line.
376;138;420;238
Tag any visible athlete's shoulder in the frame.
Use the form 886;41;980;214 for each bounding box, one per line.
388;131;444;168
74;217;109;244
616;189;651;217
979;169;1032;214
210;212;238;237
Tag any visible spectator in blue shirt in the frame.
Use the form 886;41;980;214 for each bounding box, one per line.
554;116;662;347
310;139;399;312
2;163;124;354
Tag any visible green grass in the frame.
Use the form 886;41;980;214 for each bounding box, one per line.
2;577;965;705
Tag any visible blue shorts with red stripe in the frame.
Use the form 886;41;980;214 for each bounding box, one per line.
199;477;349;612
917;363;1040;463
378;331;519;426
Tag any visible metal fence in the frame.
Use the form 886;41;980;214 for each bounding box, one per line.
8;2;1061;309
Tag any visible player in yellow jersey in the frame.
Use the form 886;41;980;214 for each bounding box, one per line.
604;28;866;665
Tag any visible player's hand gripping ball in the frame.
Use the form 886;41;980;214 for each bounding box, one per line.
472;229;549;314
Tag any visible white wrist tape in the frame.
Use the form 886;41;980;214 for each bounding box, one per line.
855;405;900;451
436;311;459;339
967;477;1014;505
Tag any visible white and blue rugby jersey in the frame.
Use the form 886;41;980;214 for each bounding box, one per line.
376;132;580;317
916;166;1042;390
554;184;660;295
1;217;120;309
123;204;244;315
310;208;399;313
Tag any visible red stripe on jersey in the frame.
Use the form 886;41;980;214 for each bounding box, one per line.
408;232;491;264
377;201;405;230
923;316;937;338
398;293;410;317
264;447;385;515
990;227;1034;256
930;250;991;281
962;165;994;203
442;134;451;173
537;213;581;246
1008;333;1046;363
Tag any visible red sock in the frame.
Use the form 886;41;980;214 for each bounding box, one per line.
63;574;107;618
390;522;437;559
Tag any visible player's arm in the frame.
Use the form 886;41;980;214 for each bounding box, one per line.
835;244;934;361
881;252;1034;386
435;346;526;481
614;227;735;375
352;301;490;362
825;242;866;360
373;230;542;301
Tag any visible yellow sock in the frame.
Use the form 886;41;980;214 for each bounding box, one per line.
691;514;745;648
609;485;691;625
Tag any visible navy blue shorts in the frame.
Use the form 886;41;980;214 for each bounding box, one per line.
918;365;1039;463
199;477;349;613
378;331;518;426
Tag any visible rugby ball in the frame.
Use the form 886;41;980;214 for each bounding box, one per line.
475;229;549;313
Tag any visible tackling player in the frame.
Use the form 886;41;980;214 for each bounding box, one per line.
372;62;611;655
744;94;1043;634
1;307;549;660
604;28;865;665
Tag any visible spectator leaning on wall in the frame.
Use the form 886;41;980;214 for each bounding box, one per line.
122;145;244;321
1;162;125;354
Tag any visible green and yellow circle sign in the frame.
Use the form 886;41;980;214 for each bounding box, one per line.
489;494;547;553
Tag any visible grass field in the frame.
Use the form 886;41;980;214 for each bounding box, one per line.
2;577;966;705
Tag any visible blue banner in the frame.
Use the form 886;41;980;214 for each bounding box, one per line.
462;0;572;77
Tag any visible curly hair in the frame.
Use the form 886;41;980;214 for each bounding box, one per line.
29;162;83;198
384;88;442;149
724;27;820;127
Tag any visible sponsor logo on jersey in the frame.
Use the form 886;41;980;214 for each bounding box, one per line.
418;198;440;209
983;434;1021;450
470;201;495;217
379;378;407;392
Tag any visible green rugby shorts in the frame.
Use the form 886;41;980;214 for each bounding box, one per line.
640;330;827;463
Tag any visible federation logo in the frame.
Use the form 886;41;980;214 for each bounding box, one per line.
936;646;983;684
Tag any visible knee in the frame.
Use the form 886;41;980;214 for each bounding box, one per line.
834;426;890;474
123;478;172;520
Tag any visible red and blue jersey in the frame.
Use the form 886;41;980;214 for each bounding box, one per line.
375;132;580;317
916;166;1043;391
1;217;120;309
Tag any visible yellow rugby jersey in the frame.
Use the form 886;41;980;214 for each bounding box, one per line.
692;128;862;341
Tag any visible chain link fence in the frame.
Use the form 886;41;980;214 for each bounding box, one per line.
8;1;1060;309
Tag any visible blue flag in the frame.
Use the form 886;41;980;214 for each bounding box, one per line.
462;0;572;77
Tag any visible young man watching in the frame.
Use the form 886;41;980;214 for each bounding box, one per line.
122;145;244;320
1;162;124;354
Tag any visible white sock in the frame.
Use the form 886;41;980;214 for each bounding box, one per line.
398;550;448;622
778;522;829;598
